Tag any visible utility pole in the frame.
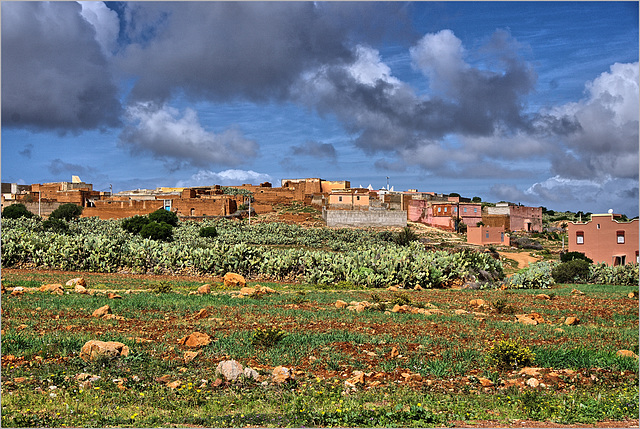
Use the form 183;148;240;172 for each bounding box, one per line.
386;176;389;191
38;190;41;217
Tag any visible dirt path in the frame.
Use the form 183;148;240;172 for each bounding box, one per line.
499;251;542;269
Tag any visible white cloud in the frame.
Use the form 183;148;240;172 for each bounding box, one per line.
176;169;273;187
119;103;259;168
79;1;119;55
348;45;401;87
410;29;467;93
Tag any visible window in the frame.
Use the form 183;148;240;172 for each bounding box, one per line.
338;196;342;202
444;207;448;213
464;207;467;213
486;232;490;239
474;208;478;213
438;207;441;213
453;207;457;213
617;231;625;244
501;232;504;242
597;224;600;229
576;231;584;244
356;196;360;201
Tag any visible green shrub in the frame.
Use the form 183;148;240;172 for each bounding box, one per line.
561;251;593;264
486;338;535;370
589;262;639;286
41;218;69;234
148;208;179;227
506;261;553;289
122;215;151;234
139;221;173;241
394;226;418;246
552;259;591;284
252;327;287;348
199;226;218;238
49;203;83;221
391;292;412;306
2;203;34;219
152;281;173;294
493;298;516;314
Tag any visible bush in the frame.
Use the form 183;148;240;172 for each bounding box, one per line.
2;203;34;219
506;261;553;289
41;218;69;234
561;251;593;264
122;215;151;234
552;259;591;284
199;226;218;238
148;208;179;227
394;227;418;246
49;203;83;221
252;327;287;348
486;338;535;370
511;237;543;250
152;281;173;294
139;221;173;242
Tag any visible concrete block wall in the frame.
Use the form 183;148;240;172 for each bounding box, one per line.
325;209;407;228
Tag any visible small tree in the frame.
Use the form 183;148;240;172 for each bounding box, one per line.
560;251;593;264
472;196;482;203
2;203;34;219
199;226;218;238
41;218;69;234
552;259;591;284
139;221;173;241
148;208;179;227
49;203;83;221
122;215;151;234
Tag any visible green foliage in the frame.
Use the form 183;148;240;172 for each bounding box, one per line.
506;261;553;289
122;215;151;234
252;327;287;348
139;221;173;242
561;251;593;264
493;298;515;314
393;226;418;246
486;338;535;370
148;209;179;227
49;203;83;221
552;259;591;284
152;281;173;294
472;196;482;203
391;292;412;306
199;226;218;238
2;203;34;219
589;263;639;286
41;218;69;234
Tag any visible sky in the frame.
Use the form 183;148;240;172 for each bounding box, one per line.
1;1;638;216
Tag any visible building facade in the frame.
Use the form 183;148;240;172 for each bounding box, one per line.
568;214;639;266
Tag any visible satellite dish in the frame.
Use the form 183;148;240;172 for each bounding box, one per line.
608;209;613;214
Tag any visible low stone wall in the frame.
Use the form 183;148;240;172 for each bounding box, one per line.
325;209;407;228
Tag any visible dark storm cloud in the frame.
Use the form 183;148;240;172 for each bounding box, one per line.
48;159;88;176
1;2;121;132
19;144;33;159
291;141;337;160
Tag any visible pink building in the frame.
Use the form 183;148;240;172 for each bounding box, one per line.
485;203;542;232
467;226;507;246
328;190;370;210
408;200;482;231
568;213;639;266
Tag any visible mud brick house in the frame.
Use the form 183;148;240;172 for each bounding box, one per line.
483;203;543;233
408;197;482;232
327;189;372;210
568;213;639;266
467;226;508;246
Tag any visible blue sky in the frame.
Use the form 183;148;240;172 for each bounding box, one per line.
2;2;638;216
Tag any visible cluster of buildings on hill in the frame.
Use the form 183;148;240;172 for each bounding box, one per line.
2;176;637;266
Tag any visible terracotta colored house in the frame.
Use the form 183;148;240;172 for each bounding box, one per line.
328;190;370;210
467;226;508;246
408;200;482;231
568;213;639;266
484;203;542;232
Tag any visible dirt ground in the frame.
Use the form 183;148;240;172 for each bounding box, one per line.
498;251;542;269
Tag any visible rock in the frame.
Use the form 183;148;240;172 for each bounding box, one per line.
195;309;209;319
178;332;212;348
616;350;638;359
628;291;638;299
478;377;494;387
519;367;542;377
571;288;585;296
564;316;580;326
346;371;365;385
155;375;172;384
39;284;64;295
184;351;200;363
554;328;565;333
454;309;468;315
391;304;411;313
243;367;260;381
469;299;487;308
414;285;423;291
197;284;211;294
240;287;256;296
387;286;398;291
389;346;399;358
535;294;551;300
10;289;24;297
272;366;292;383
403;373;423;382
92;305;111;318
102;314;125;321
167;380;181;389
335;300;348;309
348;304;366;313
529;312;545;324
107;292;122;299
526;377;540;388
223;273;246;288
80;340;129;362
516;314;538;325
216;360;244;381
66;278;86;287
258;286;276;294
74;284;88;294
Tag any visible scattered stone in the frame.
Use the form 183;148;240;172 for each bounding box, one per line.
80;340;129;362
387;286;398;292
616;350;638;359
571;288;585;296
554;328;565;333
66;278;86;287
39;284;64;295
240;286;257;296
454;309;468;315
272;366;292;383
335;300;348;309
469;299;487;308
223;273;246;288
155;375;172;384
414;285;423;291
347;304;366;313
529;312;545;324
478;377;494;387
391;304;411;313
216;360;244;381
102;314;125;321
546;372;560;383
389;346;399;358
564;316;580;326
516;314;538;325
178;332;212;348
402;373;423;383
519;367;542;377
74;284;88;294
92;305;111;318
167;380;181;389
627;291;639;299
347;371;365;385
184;351;200;363
107;292;122;299
243;367;260;381
10;289;24;297
526;377;540;388
195;309;209;319
535;294;551;300
197;284;211;294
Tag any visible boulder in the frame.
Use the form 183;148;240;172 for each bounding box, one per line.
564;316;580;326
628;291;639;299
526;377;540;388
39;284;64;295
240;287;256;296
529;312;545;324
335;300;348;309
272;366;292;384
223;273;246;288
387;286;398;291
107;292;122;299
197;284;211;294
243;367;260;381
74;284;88;294
516;314;538;325
535;294;551;300
195;309;209;319
184;351;200;364
178;332;212;348
469;299;487;308
66;278;86;287
80;340;129;362
519;367;542;377
92;305;111;318
571;288;585;296
216;360;244;381
616;350;638;359
478;377;494;387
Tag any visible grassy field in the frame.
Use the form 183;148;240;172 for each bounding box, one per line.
1;268;638;427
